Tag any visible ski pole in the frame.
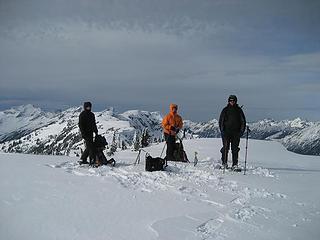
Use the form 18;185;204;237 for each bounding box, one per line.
160;141;167;158
244;126;250;175
134;149;141;165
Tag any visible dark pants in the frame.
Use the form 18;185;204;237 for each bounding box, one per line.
164;133;176;161
220;132;240;166
81;139;96;164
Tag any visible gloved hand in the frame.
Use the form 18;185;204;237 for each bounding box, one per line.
175;128;180;134
240;130;245;137
84;136;93;142
170;126;177;131
220;130;224;137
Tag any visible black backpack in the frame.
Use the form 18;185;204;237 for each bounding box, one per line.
92;135;115;167
94;135;108;149
171;139;189;162
145;154;166;172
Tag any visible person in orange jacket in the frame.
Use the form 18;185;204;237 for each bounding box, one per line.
162;103;183;161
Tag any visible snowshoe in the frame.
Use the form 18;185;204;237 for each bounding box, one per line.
78;160;89;165
231;165;242;172
106;158;116;167
219;164;229;170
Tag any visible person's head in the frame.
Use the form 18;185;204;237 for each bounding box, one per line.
83;102;92;111
170;103;178;114
228;95;237;106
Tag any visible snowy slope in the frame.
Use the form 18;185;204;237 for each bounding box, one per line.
0;104;57;142
184;119;220;138
282;122;320;155
1;138;320;240
248;118;311;140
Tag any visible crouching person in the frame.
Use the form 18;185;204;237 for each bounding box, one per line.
162;104;183;161
78;102;98;165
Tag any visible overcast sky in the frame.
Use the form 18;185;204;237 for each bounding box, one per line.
0;0;319;121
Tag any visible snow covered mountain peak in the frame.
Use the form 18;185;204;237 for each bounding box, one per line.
3;104;43;117
289;117;308;128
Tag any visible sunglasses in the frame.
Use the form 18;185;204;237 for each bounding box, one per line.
229;99;235;102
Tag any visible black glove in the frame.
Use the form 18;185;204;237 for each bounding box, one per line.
83;136;93;142
170;126;177;131
175;128;180;134
220;130;224;137
240;129;245;137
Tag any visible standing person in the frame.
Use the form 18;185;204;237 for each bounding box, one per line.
78;102;98;165
162;104;183;161
219;95;246;169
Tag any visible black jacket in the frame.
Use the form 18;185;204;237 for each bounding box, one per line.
78;110;98;140
219;104;246;136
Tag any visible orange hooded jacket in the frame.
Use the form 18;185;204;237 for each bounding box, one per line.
162;104;183;136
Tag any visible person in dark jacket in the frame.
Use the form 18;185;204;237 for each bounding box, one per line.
219;95;246;169
78;102;98;165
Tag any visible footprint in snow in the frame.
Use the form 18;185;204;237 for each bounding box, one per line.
197;218;225;239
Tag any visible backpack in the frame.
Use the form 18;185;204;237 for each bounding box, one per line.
171;139;189;162
93;149;116;167
93;135;115;167
94;135;108;149
145;154;166;172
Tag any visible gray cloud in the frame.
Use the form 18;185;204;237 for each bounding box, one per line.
0;0;320;121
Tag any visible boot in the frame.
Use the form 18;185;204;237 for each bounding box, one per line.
220;147;228;167
79;158;89;165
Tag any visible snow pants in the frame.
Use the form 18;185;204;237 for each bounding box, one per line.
221;132;240;166
164;133;176;161
81;139;96;164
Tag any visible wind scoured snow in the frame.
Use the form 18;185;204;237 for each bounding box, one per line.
1;138;320;240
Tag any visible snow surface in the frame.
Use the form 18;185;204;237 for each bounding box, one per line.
1;138;320;240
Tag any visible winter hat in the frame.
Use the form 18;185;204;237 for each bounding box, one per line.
170;103;178;112
84;102;92;109
228;95;237;103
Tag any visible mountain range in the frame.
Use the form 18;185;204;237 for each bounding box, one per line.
0;104;319;156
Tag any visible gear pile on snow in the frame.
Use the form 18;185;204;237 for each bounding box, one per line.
93;135;116;167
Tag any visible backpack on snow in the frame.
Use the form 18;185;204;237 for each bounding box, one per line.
170;138;189;162
94;135;108;149
145;153;166;172
93;135;116;167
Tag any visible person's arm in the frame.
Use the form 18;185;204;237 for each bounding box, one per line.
93;114;98;135
78;113;88;139
162;115;171;132
239;109;246;136
177;116;183;130
219;108;226;134
78;113;84;134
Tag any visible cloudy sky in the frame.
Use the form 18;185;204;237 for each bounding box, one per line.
0;0;319;121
